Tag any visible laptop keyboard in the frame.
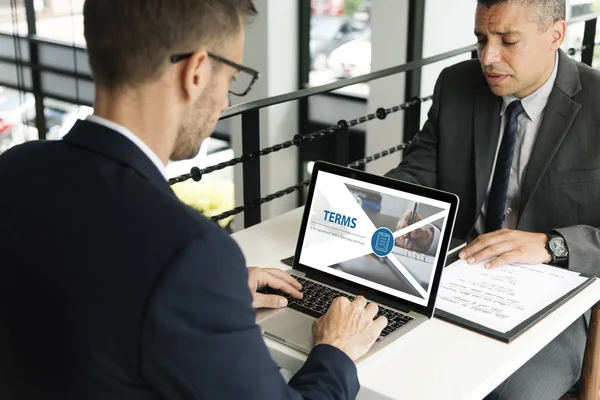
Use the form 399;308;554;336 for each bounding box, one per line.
258;276;413;339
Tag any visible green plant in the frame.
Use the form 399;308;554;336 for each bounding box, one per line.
171;180;235;229
343;0;367;15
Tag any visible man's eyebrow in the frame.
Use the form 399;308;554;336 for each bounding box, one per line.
474;29;523;36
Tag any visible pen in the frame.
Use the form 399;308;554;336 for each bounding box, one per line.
405;202;419;248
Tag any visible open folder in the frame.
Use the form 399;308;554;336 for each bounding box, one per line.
433;260;596;343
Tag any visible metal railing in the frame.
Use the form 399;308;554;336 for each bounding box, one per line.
1;11;599;229
199;12;600;228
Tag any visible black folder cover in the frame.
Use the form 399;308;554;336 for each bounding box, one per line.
434;273;596;343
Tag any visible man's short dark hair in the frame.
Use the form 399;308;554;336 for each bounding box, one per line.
83;0;257;88
477;0;566;31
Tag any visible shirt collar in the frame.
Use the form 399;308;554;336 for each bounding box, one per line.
85;115;168;180
500;51;559;122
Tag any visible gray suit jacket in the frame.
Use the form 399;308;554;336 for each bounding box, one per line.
387;50;600;277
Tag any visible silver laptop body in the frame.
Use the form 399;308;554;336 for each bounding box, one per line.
256;161;459;361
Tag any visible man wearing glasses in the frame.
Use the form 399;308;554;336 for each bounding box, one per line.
170;52;260;97
0;1;386;399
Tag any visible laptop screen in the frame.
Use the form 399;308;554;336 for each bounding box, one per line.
298;170;452;307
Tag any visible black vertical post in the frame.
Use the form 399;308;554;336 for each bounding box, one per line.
25;0;46;140
297;0;311;207
403;0;425;142
335;120;349;167
581;18;597;67
241;110;261;228
404;97;422;143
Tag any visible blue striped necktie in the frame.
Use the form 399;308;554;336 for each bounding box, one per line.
485;100;525;233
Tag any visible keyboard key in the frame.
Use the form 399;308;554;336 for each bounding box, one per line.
259;277;412;337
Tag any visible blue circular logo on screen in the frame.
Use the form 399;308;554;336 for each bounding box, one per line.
371;227;394;257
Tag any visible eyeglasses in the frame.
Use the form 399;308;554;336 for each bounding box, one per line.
170;52;260;97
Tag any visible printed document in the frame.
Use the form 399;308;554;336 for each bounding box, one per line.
436;260;588;333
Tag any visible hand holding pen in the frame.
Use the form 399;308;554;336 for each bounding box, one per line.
404;202;419;248
395;203;434;253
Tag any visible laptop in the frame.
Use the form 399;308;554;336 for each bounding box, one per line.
256;161;459;360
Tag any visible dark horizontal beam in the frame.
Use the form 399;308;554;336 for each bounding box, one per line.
0;80;94;107
0;32;87;52
0;80;32;92
221;43;477;120
29;34;87;51
0;55;94;81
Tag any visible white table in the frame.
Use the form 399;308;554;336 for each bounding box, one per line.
231;208;600;400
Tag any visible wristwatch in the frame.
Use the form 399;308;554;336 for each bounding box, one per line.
545;231;569;266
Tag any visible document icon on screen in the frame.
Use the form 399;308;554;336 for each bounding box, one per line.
374;231;392;253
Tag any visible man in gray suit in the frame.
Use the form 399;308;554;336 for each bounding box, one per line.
387;0;600;398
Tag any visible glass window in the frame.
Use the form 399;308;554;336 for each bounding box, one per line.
309;0;371;97
0;86;94;155
0;0;26;35
39;98;93;140
588;0;600;68
0;0;84;44
33;0;85;45
570;1;595;18
563;0;600;65
0;86;35;154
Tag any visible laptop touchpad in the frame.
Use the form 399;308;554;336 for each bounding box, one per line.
259;309;315;353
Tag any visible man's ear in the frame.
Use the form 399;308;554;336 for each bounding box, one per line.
180;50;210;102
549;20;567;50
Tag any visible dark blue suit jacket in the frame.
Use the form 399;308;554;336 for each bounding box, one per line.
0;120;359;399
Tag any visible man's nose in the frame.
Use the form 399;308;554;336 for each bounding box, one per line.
479;43;501;67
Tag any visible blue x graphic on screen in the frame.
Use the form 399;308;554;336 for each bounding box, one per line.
371;227;394;257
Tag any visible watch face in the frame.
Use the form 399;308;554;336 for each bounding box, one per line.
549;237;568;257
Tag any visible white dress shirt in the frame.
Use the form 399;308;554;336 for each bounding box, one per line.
475;51;559;234
86;115;168;180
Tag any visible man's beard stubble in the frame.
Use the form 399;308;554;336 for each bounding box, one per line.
170;86;218;162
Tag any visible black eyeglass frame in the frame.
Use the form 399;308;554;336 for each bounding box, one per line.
170;51;260;97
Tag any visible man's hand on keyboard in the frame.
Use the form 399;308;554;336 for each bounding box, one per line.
312;296;388;362
247;267;303;309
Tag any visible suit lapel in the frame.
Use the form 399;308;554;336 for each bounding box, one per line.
473;83;502;221
518;51;582;219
